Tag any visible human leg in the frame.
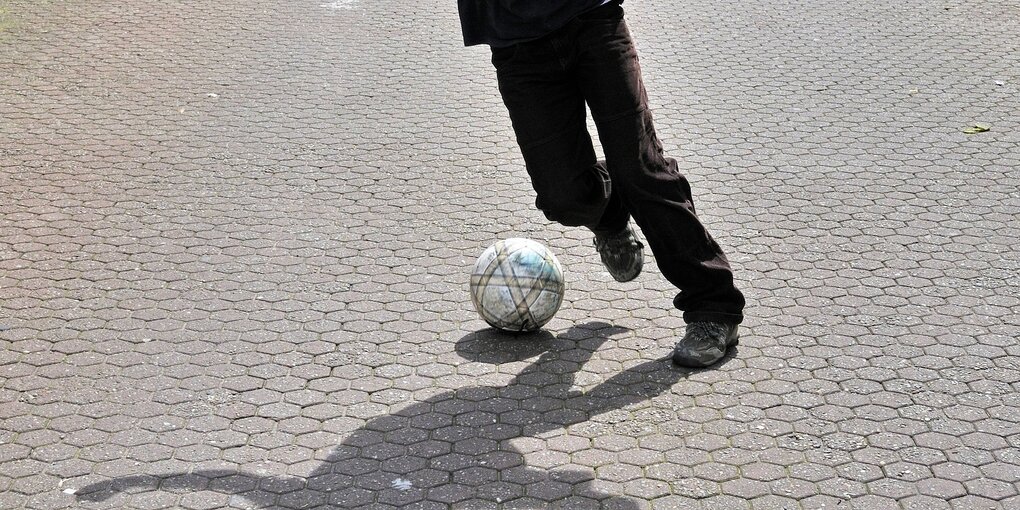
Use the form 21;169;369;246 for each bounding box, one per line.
492;34;642;282
573;10;745;326
491;39;625;230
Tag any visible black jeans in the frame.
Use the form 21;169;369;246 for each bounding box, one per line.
491;3;745;325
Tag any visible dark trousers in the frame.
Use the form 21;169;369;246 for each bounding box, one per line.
491;3;745;325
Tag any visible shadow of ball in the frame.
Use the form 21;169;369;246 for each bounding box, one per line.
454;321;627;364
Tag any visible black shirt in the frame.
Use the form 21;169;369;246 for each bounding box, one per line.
457;0;613;47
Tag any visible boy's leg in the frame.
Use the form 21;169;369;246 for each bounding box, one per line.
491;38;629;231
573;10;745;326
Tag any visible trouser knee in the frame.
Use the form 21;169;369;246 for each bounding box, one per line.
530;164;612;227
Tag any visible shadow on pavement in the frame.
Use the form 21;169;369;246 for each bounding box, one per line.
77;321;712;508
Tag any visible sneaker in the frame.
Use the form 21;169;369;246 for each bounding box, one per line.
672;322;739;368
593;226;643;282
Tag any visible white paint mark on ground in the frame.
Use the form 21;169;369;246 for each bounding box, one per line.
321;0;357;9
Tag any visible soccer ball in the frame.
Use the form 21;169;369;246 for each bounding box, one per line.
470;238;565;332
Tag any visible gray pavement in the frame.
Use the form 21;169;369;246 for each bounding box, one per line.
1;0;1018;508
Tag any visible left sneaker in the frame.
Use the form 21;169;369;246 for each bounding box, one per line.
672;322;739;368
593;225;644;283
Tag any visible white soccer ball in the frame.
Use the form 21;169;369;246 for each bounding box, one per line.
470;238;565;332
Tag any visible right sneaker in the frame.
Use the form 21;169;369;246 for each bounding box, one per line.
593;225;644;283
672;322;739;368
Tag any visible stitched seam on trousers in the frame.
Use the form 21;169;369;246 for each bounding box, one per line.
593;104;648;124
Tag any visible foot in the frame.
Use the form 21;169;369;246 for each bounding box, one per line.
672;322;739;367
593;225;643;282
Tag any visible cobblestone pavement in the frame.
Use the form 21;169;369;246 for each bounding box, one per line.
1;0;1018;508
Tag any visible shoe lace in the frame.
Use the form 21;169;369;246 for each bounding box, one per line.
686;322;724;339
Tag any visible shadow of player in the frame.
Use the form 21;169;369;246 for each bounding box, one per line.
78;322;723;508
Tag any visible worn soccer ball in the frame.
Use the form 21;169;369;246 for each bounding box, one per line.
470;238;565;332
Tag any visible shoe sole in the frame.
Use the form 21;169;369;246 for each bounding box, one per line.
609;252;643;283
